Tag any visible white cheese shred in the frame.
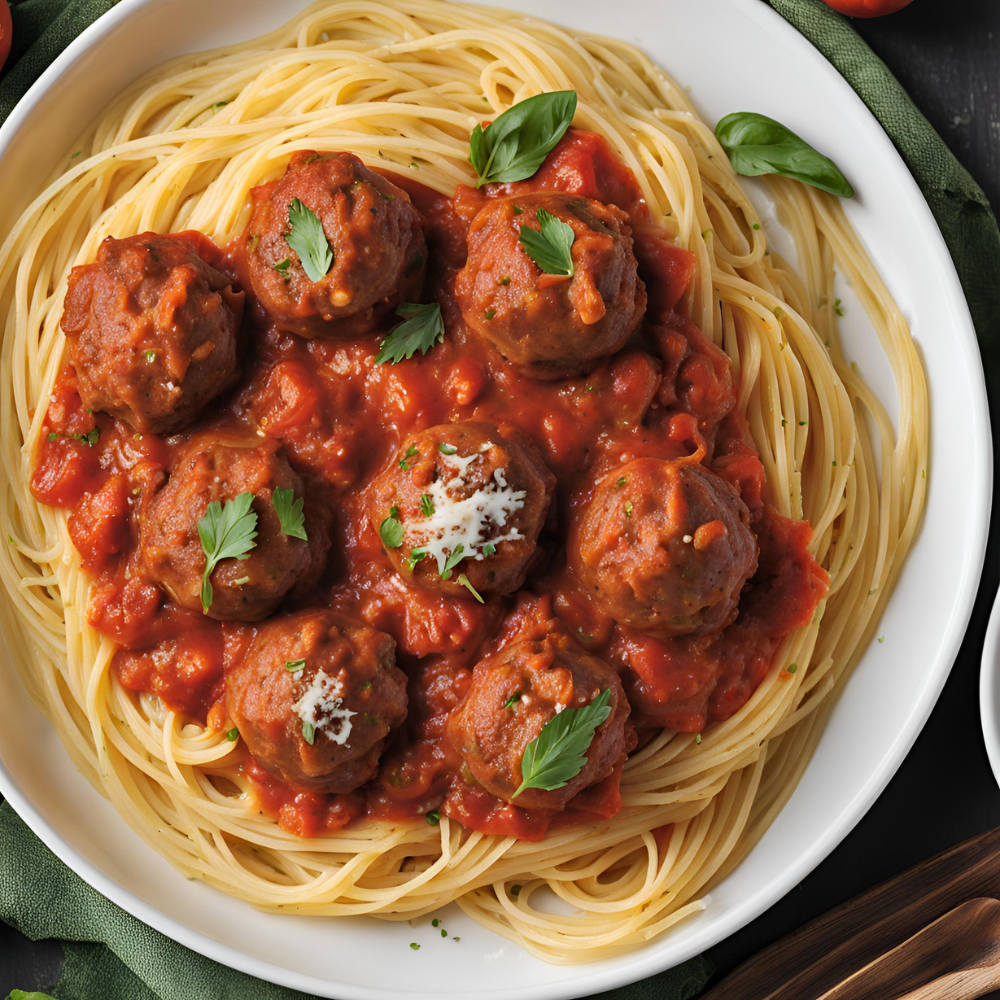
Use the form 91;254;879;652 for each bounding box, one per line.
406;446;526;573
293;668;355;746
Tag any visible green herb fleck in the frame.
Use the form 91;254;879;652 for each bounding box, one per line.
286;659;306;673
441;544;465;581
301;720;316;745
482;543;496;557
227;728;239;742
833;298;844;316
504;691;522;709
380;511;404;549
420;494;435;517
439;442;458;455
458;572;483;603
426;810;440;826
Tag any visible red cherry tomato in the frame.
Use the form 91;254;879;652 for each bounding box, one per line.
0;2;11;72
822;0;914;15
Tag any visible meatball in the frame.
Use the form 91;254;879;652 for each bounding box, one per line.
369;421;554;600
454;192;646;379
60;232;243;434
246;150;426;338
570;458;758;638
140;436;330;621
227;610;407;793
447;633;631;810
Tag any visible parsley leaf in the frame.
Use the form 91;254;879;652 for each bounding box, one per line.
73;427;100;447
284;198;333;281
404;547;428;571
441;544;465;581
302;720;316;745
380;511;404;549
519;207;575;276
438;442;458;455
285;659;306;672
715;113;854;198
375;302;444;365
420;493;435;516
469;91;577;187
457;572;483;603
512;689;613;798
197;492;258;612
271;487;307;540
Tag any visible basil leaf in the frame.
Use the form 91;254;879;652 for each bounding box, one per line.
518;207;575;276
715;112;853;198
271;487;307;540
375;302;444;365
513;689;613;798
197;492;258;612
285;197;334;281
470;91;577;187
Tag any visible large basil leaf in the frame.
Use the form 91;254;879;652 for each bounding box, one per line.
469;90;577;187
715;112;854;198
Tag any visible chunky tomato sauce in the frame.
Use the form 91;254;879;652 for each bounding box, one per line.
32;131;827;839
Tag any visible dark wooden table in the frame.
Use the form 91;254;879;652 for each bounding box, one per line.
2;0;999;995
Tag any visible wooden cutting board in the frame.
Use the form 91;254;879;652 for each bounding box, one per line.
704;827;1000;1000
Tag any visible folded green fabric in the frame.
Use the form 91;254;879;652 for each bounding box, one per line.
1;0;997;998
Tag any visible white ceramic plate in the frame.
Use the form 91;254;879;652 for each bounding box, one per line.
0;1;990;997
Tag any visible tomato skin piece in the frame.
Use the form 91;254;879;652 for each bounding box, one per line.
821;0;914;16
0;4;11;73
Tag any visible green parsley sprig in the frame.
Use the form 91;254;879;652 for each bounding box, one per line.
285;198;334;281
512;690;613;798
518;207;575;277
197;492;258;612
271;487;307;540
375;302;445;365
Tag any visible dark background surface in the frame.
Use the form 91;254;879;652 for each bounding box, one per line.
1;0;1000;996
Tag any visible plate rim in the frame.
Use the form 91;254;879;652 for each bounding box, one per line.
0;0;991;997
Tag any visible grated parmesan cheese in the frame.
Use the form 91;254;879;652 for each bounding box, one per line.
405;446;526;573
293;668;355;746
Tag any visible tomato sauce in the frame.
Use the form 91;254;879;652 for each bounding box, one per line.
31;130;827;838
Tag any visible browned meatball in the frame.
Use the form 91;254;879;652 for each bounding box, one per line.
60;232;243;434
246;151;426;338
454;192;646;379
447;633;631;810
227;610;407;793
570;458;758;638
369;421;554;600
140;436;330;621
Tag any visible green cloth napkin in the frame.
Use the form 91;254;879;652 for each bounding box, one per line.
1;0;998;997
